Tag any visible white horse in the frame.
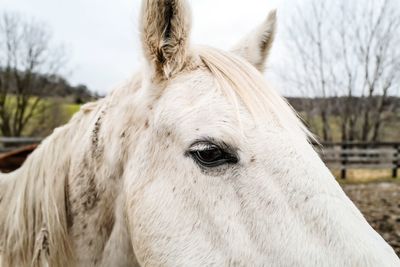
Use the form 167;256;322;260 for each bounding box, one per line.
0;0;399;266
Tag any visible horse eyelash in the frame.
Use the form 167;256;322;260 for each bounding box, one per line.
187;138;239;159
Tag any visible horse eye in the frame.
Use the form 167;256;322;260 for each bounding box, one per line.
195;147;222;163
188;141;238;168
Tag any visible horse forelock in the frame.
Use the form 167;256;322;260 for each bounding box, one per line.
195;46;314;142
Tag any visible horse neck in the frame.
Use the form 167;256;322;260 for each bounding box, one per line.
0;77;142;266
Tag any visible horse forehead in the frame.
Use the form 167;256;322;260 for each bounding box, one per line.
156;72;235;123
148;72;247;144
165;70;219;103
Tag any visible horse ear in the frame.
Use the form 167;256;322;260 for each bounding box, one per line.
231;10;277;72
140;0;192;81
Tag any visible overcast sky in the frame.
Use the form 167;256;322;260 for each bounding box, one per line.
1;0;297;95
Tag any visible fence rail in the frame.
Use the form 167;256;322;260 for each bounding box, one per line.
0;137;42;153
316;142;400;179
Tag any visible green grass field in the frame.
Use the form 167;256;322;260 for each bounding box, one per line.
63;103;80;117
0;96;82;136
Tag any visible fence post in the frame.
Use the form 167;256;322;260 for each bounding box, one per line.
341;143;347;179
393;144;399;179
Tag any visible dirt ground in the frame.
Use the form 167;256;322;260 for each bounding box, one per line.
342;182;400;257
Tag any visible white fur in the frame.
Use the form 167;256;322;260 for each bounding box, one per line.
0;1;399;266
123;57;399;266
231;10;277;72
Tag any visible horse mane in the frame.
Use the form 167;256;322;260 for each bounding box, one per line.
196;46;314;141
0;100;101;267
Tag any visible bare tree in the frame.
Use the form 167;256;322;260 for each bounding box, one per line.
0;12;67;137
281;0;400;142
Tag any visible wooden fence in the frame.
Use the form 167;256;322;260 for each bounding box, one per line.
0;137;399;179
316;142;400;179
0;137;42;153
